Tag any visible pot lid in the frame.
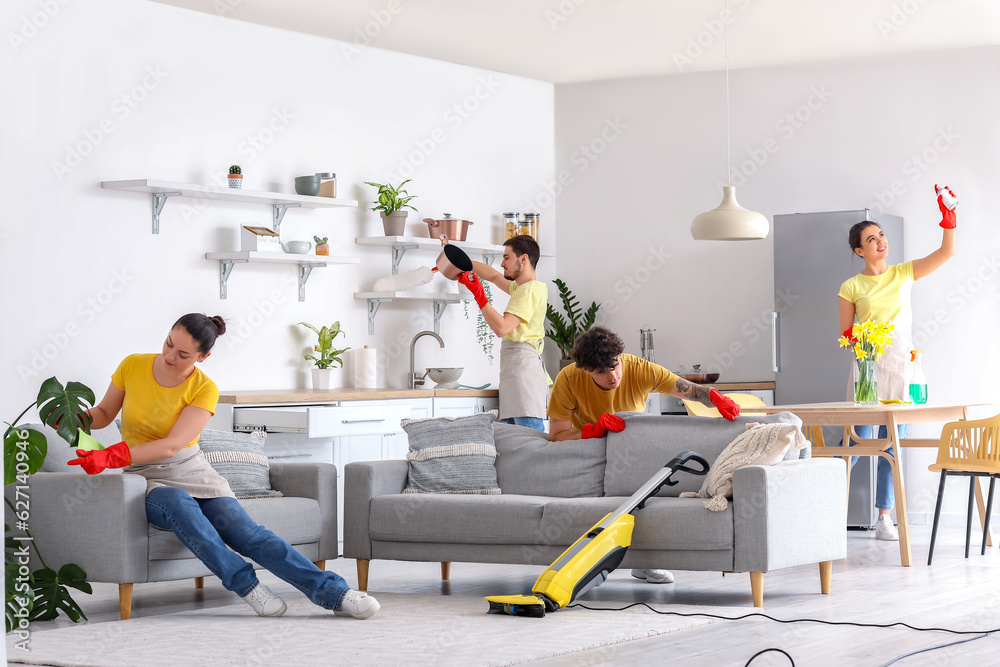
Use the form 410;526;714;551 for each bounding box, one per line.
315;172;336;179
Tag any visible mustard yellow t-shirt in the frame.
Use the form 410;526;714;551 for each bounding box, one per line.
547;354;678;432
503;280;547;353
111;353;219;448
837;261;914;324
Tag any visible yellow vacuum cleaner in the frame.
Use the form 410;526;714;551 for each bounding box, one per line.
486;450;709;618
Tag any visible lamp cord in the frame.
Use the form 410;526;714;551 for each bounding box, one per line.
725;0;731;187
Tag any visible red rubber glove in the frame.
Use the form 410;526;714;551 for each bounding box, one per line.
842;326;857;344
580;413;625;439
68;441;131;475
709;389;741;421
936;184;957;229
457;271;489;309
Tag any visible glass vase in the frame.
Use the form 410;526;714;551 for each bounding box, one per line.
853;357;879;405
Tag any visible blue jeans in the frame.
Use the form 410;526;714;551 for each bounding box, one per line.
145;486;349;609
506;416;545;432
848;424;907;511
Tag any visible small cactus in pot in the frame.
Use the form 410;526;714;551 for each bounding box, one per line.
228;164;243;189
314;235;329;256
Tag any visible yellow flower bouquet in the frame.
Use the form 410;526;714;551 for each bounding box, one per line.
838;321;894;404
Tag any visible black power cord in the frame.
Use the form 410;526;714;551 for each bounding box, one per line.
567;602;998;666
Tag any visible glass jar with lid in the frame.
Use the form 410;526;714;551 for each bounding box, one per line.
316;172;336;198
503;212;520;241
520;213;539;241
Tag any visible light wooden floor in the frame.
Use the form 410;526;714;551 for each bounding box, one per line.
20;523;1000;666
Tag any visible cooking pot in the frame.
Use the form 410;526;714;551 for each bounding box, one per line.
424;213;473;242
435;236;473;280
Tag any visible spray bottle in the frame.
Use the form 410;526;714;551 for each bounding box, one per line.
908;350;927;404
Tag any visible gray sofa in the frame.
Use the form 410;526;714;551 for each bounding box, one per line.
4;423;339;619
344;412;847;607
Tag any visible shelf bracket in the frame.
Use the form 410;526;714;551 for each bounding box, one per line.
297;263;324;302
482;253;501;267
432;300;453;334
272;203;301;234
391;243;420;274
218;258;248;299
366;297;392;335
151;191;181;234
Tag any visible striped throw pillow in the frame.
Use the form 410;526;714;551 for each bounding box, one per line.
199;429;283;499
402;410;500;494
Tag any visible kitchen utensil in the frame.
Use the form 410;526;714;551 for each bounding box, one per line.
426;367;463;389
639;327;655;363
424;213;474;242
280;240;312;254
435;235;473;280
294;175;321;196
457;383;491;390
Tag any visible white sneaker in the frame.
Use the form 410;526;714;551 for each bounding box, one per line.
630;568;675;584
241;583;287;617
335;589;380;619
876;515;899;541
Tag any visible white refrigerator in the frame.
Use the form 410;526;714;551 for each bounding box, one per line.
772;210;904;529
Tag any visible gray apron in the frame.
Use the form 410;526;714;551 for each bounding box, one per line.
124;444;236;499
498;340;548;420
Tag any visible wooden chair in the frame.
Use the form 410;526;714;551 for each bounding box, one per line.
683;392;767;418
927;414;1000;565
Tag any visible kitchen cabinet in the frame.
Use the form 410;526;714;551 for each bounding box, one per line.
433;396;499;418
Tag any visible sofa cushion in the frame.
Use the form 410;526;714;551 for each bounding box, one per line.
604;412;804;497
148;496;321;560
492;423;606;497
199;429;283;499
369;493;548;544
402;411;500;495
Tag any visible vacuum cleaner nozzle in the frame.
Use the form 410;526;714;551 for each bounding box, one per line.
484;595;547;618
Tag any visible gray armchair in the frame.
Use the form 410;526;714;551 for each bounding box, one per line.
5;423;338;619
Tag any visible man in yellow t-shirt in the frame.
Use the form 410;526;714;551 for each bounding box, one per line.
457;235;549;432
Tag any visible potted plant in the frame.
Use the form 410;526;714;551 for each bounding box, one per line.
228;165;242;189
314;236;329;256
4;377;94;632
545;278;601;370
298;321;349;390
364;180;417;235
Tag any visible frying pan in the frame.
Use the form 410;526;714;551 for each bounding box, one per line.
435;235;473;280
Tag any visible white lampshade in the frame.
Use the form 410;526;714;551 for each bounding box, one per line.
690;186;769;241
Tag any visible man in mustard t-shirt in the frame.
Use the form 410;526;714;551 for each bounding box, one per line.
458;235;549;431
547;326;741;584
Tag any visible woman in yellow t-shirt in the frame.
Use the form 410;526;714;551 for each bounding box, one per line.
837;186;957;541
68;313;379;619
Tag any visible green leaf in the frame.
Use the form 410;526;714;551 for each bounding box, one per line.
544;280;601;359
28;564;91;623
35;377;95;447
4;427;46;485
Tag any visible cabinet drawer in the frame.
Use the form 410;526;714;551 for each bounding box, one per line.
308;404;411;437
262;437;333;464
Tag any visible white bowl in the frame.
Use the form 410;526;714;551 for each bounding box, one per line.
426;367;463;388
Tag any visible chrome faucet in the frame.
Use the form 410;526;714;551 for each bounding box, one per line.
409;330;445;389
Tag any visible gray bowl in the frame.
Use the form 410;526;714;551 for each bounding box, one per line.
294;176;321;196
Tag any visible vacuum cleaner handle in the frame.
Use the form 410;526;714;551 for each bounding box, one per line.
662;451;711;485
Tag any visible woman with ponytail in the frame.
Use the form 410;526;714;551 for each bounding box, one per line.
69;313;378;619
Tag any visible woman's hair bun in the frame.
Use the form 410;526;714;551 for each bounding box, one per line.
209;315;227;336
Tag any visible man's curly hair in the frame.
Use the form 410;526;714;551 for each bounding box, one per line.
571;326;624;372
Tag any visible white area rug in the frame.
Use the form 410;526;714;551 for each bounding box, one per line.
6;592;738;666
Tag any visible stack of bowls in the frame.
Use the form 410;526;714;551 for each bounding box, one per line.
294;175;321;196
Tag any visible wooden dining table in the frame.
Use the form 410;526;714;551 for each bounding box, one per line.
754;401;991;567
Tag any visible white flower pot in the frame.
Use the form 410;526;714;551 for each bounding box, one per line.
311;368;336;390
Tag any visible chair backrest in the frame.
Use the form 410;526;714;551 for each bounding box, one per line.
929;414;1000;474
683;392;768;418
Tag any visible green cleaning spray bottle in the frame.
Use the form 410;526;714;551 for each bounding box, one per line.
908;350;927;404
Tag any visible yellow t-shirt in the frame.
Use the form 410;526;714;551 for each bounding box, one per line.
547;354;678;432
111;353;219;448
503;280;547;353
837;261;914;325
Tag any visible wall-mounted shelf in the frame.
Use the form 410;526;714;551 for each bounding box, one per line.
103;179;358;234
356;236;510;273
207;251;359;301
354;291;469;334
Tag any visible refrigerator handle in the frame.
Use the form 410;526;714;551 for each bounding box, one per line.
771;311;780;373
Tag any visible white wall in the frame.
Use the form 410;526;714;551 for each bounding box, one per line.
0;0;556;418
555;46;1000;521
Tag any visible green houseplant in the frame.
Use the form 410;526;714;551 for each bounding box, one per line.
313;235;329;256
463;282;495;365
545;279;601;367
5;377;94;633
364;180;417;235
228;164;242;189
298;321;350;390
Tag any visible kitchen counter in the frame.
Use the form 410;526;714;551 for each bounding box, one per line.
702;382;775;391
218;387;498;404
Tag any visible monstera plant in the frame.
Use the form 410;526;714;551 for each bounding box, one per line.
5;377;94;633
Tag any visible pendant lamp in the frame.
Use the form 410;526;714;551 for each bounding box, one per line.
690;0;769;241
